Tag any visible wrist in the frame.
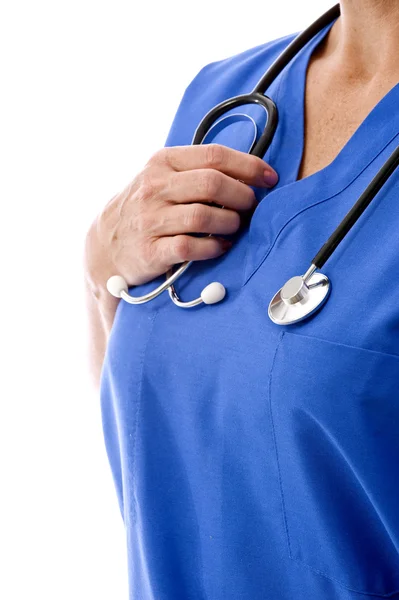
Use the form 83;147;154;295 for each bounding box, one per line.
84;217;116;299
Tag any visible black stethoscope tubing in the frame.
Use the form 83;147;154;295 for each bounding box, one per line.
192;4;341;157
313;145;399;269
107;2;399;318
194;1;399;278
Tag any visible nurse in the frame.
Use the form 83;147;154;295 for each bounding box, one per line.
84;1;399;599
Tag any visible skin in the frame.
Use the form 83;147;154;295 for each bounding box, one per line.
84;0;399;391
299;0;399;178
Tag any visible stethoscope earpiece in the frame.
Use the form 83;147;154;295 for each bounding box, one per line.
105;2;399;325
107;275;128;298
200;282;226;305
106;274;226;306
167;277;226;308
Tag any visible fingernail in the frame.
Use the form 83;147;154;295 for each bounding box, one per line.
264;168;279;187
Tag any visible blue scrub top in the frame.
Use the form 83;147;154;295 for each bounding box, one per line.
100;20;399;600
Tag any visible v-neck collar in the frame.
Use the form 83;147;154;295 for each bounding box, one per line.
264;20;336;188
243;19;399;286
274;18;399;190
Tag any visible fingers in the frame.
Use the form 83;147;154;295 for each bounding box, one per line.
154;203;240;236
156;234;233;266
152;144;279;188
163;169;258;211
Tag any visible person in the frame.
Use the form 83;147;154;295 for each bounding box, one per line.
84;1;399;598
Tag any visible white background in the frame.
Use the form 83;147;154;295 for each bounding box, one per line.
0;1;332;598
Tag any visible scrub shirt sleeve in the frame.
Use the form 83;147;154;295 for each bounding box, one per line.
163;35;296;149
100;33;296;526
163;59;238;149
163;64;215;148
99;63;221;523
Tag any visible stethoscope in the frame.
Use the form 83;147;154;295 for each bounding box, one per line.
106;3;399;325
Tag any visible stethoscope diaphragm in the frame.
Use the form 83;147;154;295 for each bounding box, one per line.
268;270;331;325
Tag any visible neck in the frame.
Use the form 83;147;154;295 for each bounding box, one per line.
324;0;399;79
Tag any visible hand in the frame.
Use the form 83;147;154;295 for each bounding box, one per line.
86;144;278;290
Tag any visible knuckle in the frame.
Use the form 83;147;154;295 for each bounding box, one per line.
141;238;158;265
148;147;168;165
249;162;262;181
173;235;191;261
134;210;152;234
186;204;210;230
244;186;256;208
201;169;223;199
204;144;226;169
232;211;241;230
137;177;157;203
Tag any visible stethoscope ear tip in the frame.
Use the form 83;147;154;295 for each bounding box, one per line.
201;282;226;305
107;275;128;298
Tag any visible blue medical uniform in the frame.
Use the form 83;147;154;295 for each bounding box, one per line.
100;19;399;600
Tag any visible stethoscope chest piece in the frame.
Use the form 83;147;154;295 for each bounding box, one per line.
106;4;399;318
268;272;331;325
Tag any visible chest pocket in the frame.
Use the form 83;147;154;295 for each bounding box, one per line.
269;331;399;597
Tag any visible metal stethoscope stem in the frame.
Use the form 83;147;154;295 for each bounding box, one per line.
268;144;399;324
106;3;399;325
107;260;192;305
107;5;340;310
